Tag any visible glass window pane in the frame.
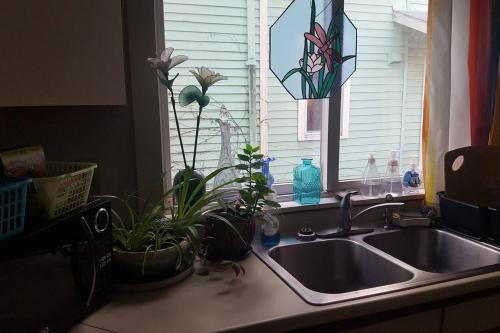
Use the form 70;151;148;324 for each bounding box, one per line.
306;100;322;133
163;0;326;186
339;0;428;181
162;0;427;188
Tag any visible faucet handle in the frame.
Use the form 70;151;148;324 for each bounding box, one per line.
338;190;360;200
346;189;360;195
338;190;360;212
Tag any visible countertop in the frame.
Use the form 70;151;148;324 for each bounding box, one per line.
78;254;500;333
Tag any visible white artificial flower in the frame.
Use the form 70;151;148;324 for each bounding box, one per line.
190;67;227;91
299;53;324;74
147;47;188;74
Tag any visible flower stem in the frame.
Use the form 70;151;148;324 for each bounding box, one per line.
192;104;203;170
168;87;188;169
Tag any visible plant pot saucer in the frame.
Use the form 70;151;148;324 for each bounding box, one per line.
113;264;193;293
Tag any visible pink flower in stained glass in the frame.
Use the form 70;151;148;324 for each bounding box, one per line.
304;23;342;72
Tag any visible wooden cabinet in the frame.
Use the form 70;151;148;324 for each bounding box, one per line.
0;0;126;106
343;309;442;333
442;293;500;333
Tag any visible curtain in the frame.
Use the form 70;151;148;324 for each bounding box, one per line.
423;0;500;204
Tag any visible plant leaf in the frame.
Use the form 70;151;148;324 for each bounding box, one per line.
179;85;202;107
263;200;281;208
197;95;210;107
237;154;250;162
342;55;356;63
252;154;264;160
282;68;318;98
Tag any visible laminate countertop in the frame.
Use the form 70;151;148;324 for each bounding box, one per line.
76;254;500;333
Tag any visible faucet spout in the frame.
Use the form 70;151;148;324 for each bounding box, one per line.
338;191;405;231
316;192;405;240
351;202;405;222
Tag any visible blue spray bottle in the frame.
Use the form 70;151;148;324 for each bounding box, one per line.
260;157;280;247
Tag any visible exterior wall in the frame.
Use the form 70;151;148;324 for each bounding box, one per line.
339;0;426;180
164;0;252;175
164;0;427;183
265;0;321;183
407;0;428;12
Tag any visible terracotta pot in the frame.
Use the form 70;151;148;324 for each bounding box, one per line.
204;214;257;261
113;240;193;284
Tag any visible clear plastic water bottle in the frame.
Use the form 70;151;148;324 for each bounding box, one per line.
293;158;321;205
384;150;403;196
361;153;382;198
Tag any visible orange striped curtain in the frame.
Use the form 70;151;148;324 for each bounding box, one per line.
422;0;500;204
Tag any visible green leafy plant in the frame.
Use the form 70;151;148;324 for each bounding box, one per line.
100;167;243;275
235;144;280;219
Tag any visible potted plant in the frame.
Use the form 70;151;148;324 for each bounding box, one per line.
205;144;281;261
104;167;242;288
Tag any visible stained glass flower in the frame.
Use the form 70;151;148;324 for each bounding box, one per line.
299;53;324;74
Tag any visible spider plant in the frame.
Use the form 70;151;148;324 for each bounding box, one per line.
100;167;243;275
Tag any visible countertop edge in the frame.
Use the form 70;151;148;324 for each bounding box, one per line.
80;256;500;333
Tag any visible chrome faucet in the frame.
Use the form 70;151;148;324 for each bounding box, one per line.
339;191;405;231
316;191;405;239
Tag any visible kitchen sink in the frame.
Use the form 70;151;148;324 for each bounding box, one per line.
269;239;413;294
364;228;500;273
253;227;500;305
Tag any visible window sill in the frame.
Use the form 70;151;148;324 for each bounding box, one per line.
276;190;425;214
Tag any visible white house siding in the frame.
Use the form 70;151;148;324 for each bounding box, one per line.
339;0;426;179
265;0;322;183
164;0;253;176
163;0;427;183
407;0;428;12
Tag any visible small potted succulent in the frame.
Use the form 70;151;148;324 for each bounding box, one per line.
104;168;242;288
205;144;280;261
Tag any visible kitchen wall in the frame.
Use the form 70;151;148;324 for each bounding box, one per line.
0;106;137;196
0;0;168;198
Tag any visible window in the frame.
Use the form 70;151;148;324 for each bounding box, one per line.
298;80;350;141
162;0;427;194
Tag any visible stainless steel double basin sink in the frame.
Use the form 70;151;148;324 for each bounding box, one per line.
253;228;500;305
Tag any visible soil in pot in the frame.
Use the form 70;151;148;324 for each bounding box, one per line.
204;213;256;261
112;240;194;285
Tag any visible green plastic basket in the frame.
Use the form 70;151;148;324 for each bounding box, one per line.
29;162;97;219
0;177;31;240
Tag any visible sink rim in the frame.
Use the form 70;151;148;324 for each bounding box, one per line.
253;227;500;305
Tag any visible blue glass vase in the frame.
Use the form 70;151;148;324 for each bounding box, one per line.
293;158;321;205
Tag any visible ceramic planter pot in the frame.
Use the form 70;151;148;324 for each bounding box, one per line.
113;240;193;285
204;213;257;261
173;168;205;205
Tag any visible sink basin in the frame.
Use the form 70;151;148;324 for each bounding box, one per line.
364;228;500;273
269;239;413;293
254;227;500;305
